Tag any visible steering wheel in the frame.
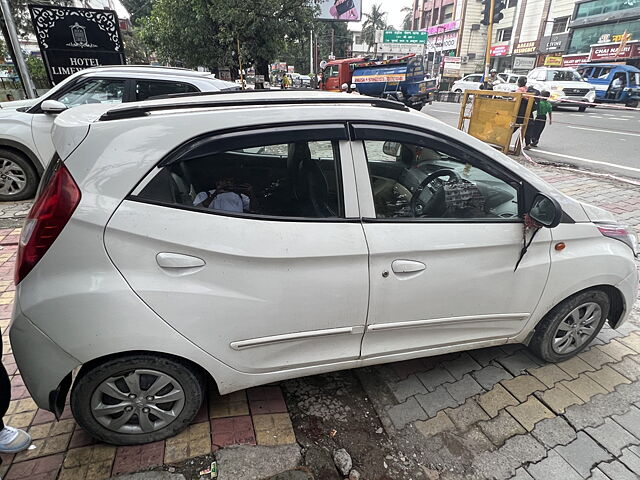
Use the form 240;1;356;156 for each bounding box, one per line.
410;168;461;217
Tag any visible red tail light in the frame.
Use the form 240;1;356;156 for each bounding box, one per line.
15;163;81;284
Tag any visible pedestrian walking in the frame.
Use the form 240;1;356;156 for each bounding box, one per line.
0;344;31;462
525;90;552;150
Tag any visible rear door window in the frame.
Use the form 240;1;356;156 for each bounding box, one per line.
136;80;199;101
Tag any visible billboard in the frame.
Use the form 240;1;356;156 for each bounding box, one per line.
316;0;362;21
29;5;125;85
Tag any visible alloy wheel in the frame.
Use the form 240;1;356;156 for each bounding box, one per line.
90;369;186;434
0;158;27;196
551;302;602;355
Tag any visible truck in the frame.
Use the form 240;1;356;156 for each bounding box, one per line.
320;54;437;110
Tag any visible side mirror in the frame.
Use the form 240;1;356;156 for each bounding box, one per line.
528;193;562;228
41;100;68;114
383;141;401;157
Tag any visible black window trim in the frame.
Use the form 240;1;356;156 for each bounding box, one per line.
135;78;200;101
128;121;354;222
350;121;530;225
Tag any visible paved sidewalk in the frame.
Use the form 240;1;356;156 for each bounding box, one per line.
1;160;639;479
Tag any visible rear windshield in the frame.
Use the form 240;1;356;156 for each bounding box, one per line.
547;70;584;82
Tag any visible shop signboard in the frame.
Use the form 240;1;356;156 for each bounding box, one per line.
562;54;590;68
28;5;125;85
383;30;428;44
316;0;362;21
442;56;461;77
513;56;536;70
513;41;538;55
490;45;510;57
539;33;569;54
544;56;563;67
590;41;640;61
426;20;460;35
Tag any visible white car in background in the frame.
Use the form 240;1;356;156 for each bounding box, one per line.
0;65;237;200
527;67;596;112
494;73;522;92
451;74;484;93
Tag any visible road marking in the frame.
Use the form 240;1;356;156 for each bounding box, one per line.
428;108;459;114
566;126;640;136
534;149;640;174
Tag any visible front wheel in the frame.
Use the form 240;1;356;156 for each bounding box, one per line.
578;105;587;112
0;149;38;201
529;289;609;362
71;354;205;445
454;89;462;93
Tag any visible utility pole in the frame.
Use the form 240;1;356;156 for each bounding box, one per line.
309;30;314;75
330;27;334;58
483;0;495;81
0;0;37;98
237;38;245;90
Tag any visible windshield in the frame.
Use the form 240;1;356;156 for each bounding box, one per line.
547;70;584;82
632;73;640;86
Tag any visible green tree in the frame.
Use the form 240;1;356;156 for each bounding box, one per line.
401;5;414;30
121;0;154;25
2;1;73;37
362;4;389;56
25;55;49;84
123;28;152;64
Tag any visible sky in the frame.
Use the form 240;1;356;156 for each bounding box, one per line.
348;0;414;32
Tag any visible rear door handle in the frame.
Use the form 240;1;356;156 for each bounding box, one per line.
392;259;426;274
156;252;205;269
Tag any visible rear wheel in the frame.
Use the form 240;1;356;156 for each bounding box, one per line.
71;354;205;445
529;289;609;362
0;149;38;201
626;99;639;108
578;106;587;112
454;89;462;93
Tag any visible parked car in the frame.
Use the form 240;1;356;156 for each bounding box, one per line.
494;73;522;92
0;65;238;201
300;74;311;87
527;67;596;111
576;63;640;108
451;73;484;92
10;91;637;446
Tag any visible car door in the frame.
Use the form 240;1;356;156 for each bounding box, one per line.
31;77;127;164
349;124;552;359
104;124;370;374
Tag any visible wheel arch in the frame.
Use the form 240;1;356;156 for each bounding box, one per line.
0;139;44;177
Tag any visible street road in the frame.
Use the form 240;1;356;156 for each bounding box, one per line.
423;101;640;179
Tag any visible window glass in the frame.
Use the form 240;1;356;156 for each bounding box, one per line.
138;139;343;219
547;70;583;82
507;0;517;7
136;80;199;101
551;17;569;34
55;79;125;107
363;140;518;220
325;65;339;78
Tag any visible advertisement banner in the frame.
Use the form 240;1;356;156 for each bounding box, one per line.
316;0;362;21
382;30;428;44
513;41;538;55
427;32;459;53
490;45;510;57
29;5;125;85
426;21;460;35
513;56;536;70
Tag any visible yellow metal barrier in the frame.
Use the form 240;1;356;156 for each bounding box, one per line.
457;90;535;155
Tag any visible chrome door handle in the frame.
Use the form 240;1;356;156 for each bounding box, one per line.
156;252;205;268
391;259;426;274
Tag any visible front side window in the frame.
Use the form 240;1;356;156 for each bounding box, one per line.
547;70;583;82
363;140;519;220
55;78;125;107
136;80;199;101
137;138;343;219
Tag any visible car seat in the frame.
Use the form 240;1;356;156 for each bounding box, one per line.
287;143;334;217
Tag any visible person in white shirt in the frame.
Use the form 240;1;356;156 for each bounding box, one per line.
193;178;250;213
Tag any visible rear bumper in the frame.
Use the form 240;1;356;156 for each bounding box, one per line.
614;269;639;328
9;304;80;410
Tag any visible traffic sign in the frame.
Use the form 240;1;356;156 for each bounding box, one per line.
382;30;428;44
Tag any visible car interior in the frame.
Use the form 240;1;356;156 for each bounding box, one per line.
137;140;519;221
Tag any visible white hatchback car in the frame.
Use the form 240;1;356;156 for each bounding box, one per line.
451;74;484;93
0;65;238;201
10;91;638;446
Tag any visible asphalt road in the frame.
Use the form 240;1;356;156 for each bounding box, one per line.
423;101;640;179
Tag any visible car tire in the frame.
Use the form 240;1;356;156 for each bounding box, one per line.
0;149;38;201
626;100;639;108
71;354;205;445
578;106;587;112
454;89;462;93
529;289;609;363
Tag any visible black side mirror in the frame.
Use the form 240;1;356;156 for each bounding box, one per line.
383;141;401;157
528;193;562;228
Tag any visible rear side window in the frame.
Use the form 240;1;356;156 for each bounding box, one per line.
136;81;199;101
135;130;346;219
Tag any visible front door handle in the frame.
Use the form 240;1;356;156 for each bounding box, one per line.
391;259;426;274
156;252;205;269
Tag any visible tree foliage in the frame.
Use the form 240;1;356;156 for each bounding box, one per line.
120;0;153;25
401;6;413;30
141;0;316;76
2;0;73;37
362;4;389;53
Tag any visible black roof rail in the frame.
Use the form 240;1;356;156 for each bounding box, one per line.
146;88;310;101
99;95;409;121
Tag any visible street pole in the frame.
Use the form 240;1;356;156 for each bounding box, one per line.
309;30;314;75
0;0;37;98
483;0;495;81
237;38;245;90
331;27;334;58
